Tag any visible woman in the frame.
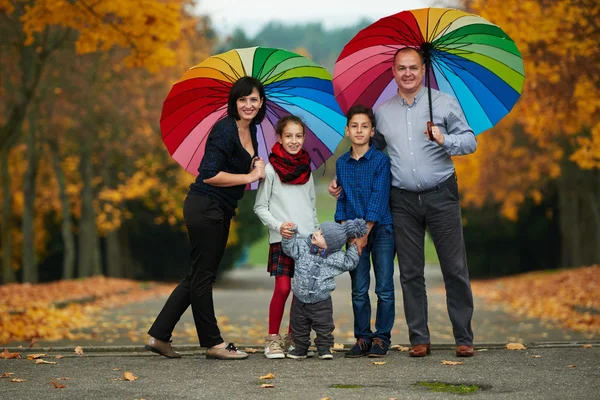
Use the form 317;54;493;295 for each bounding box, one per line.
145;76;267;360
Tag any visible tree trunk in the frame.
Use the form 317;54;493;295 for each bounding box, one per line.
48;140;75;279
557;159;600;268
102;157;122;277
21;115;39;283
78;139;102;276
0;147;16;283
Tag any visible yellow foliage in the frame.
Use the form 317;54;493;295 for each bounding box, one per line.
457;0;600;219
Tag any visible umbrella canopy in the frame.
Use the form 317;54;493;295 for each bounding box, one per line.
161;46;346;188
333;8;525;135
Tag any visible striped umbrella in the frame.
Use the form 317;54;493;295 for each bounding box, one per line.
161;46;346;188
333;8;525;135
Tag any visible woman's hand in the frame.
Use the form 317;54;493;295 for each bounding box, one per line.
279;221;295;239
252;156;266;171
248;165;265;183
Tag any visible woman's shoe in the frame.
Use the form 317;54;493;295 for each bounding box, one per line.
144;336;181;358
206;343;248;360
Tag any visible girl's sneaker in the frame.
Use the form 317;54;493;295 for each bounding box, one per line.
264;334;285;359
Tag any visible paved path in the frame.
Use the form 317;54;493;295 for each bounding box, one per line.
7;265;596;348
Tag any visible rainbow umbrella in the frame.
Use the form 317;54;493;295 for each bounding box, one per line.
161;46;346;188
333;8;525;135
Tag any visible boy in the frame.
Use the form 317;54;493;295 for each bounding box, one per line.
335;105;395;358
282;218;367;359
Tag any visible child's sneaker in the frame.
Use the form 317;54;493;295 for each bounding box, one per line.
318;347;333;360
284;334;314;357
286;347;307;359
264;334;285;359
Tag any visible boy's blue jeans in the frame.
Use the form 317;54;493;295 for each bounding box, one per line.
349;223;396;345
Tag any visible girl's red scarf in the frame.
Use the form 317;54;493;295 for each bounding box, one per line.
269;142;311;185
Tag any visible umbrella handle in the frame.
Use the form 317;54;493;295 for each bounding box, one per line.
427;121;434;141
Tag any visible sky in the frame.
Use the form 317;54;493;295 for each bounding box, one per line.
199;0;442;37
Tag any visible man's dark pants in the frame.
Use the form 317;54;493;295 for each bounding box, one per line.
390;175;474;346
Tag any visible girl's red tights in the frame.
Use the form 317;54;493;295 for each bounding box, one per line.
268;275;293;335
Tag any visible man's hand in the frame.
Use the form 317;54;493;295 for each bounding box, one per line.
424;125;445;146
279;221;295;239
328;179;342;199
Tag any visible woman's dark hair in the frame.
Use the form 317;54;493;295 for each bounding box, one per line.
275;115;306;136
346;104;375;128
227;76;267;124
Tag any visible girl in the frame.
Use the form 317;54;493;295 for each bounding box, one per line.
253;115;319;359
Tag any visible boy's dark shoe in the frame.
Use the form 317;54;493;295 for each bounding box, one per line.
408;344;431;357
318;347;333;360
286;348;308;359
345;338;371;358
367;338;389;358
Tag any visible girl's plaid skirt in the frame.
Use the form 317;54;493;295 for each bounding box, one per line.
267;242;295;277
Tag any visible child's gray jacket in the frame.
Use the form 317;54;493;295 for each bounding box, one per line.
282;233;360;304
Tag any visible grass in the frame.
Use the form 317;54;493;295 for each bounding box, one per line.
245;184;439;267
416;382;480;394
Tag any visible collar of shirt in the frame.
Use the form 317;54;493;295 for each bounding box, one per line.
341;143;377;162
397;86;427;108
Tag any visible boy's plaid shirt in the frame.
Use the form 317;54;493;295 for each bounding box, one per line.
334;145;393;225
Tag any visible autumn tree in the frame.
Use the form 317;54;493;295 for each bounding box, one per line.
456;0;600;268
1;0;184;282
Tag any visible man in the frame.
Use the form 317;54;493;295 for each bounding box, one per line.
329;47;477;357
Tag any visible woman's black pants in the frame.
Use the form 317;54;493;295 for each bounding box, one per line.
148;194;230;348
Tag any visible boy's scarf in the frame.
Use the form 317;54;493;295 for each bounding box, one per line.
269;142;311;185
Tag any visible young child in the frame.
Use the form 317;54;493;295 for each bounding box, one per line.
254;115;319;359
282;218;367;359
335;105;395;358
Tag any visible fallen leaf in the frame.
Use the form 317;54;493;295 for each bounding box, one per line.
333;343;344;349
320;398;331;400
260;383;275;388
244;348;259;354
390;345;409;352
74;346;84;355
477;348;489;352
372;361;386;365
1;349;21;359
56;377;71;380
567;365;576;368
123;371;138;381
112;368;123;371
259;373;275;380
506;343;526;350
35;359;57;364
531;355;542;358
51;381;67;389
27;353;47;360
1;372;14;378
55;355;64;359
29;339;38;348
581;344;592;348
441;360;464;365
11;378;27;382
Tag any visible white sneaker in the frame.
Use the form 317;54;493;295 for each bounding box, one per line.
264;334;285;359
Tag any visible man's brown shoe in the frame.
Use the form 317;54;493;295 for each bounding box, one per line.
144;336;181;358
409;344;431;357
206;343;248;360
456;345;475;357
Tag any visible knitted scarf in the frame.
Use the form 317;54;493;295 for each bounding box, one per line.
269;142;311;185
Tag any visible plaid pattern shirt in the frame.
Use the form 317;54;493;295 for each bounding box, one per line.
334;145;393;226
